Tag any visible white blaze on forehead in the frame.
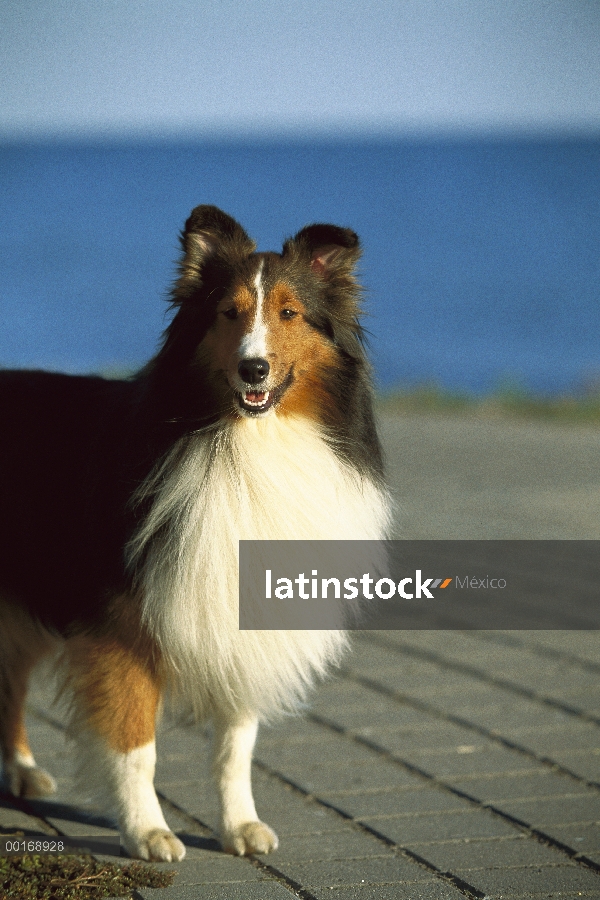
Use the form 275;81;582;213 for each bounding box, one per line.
239;259;268;359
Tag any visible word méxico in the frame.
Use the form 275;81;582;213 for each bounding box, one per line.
265;570;452;601
455;576;507;589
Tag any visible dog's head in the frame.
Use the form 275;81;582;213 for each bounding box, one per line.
157;205;369;425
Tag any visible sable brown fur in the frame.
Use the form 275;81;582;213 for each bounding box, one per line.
63;597;162;754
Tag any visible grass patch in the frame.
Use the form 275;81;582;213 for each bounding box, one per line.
377;381;600;424
0;853;175;899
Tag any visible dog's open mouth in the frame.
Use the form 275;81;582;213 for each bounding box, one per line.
240;389;272;412
236;372;293;416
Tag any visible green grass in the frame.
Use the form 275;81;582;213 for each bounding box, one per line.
0;853;175;899
377;381;600;424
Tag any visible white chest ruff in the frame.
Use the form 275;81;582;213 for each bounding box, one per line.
129;416;390;718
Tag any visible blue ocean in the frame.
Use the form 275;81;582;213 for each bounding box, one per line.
1;137;599;394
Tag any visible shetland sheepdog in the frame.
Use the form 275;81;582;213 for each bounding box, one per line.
0;206;390;861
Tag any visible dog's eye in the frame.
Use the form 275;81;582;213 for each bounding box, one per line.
222;307;238;320
280;308;297;319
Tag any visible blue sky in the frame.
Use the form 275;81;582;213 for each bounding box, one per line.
2;0;600;138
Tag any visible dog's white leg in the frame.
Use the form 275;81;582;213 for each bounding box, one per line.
85;735;186;862
213;713;278;855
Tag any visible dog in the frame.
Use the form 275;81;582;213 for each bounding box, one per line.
0;205;390;861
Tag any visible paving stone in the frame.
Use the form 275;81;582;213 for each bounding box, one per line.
155;758;212;785
350;722;460;744
461;862;600;895
499;795;600;827
161;854;264;884
449;702;576;732
137;881;296;899
359;725;488;752
320;787;471;819
355;673;493;704
268;760;417;794
154;758;212;784
308;880;466;899
265;827;386;862
555;687;600;709
408;834;565;872
545;752;600;782
476;696;577;738
278;854;431;888
547;821;600;860
156;780;220;827
445;773;592;803
312;702;435;733
516;727;600;754
367;809;518;845
257;716;329;745
257;739;379;770
25;798;117;837
0;801;53;834
526;632;600;664
256;806;352;839
398;748;544;779
442;766;549;787
34;815;122;857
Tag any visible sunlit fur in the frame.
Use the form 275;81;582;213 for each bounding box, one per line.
0;206;390;860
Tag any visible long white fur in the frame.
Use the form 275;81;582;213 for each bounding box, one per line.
128;414;390;721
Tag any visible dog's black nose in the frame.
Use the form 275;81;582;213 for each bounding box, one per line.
238;358;270;384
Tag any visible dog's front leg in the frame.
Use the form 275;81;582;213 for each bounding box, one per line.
212;713;278;855
102;736;186;862
67;634;185;862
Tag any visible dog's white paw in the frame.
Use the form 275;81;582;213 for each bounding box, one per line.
222;821;279;856
4;763;57;799
124;828;186;862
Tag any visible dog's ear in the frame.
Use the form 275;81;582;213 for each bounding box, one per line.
175;206;256;298
283;224;361;280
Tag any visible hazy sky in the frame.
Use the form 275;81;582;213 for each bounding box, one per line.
1;0;600;137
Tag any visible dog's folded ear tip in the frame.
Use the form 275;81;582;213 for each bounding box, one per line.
292;223;360;250
282;225;361;279
284;225;361;279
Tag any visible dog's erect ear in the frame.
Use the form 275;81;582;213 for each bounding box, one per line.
176;206;256;294
284;224;361;280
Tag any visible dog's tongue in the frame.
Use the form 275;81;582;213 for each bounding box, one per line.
246;391;266;403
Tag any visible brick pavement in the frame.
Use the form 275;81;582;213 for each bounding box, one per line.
1;413;599;898
2;632;599;899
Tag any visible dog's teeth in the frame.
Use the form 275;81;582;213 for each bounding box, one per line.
244;391;269;407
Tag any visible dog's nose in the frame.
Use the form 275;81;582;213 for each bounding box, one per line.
238;358;270;384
